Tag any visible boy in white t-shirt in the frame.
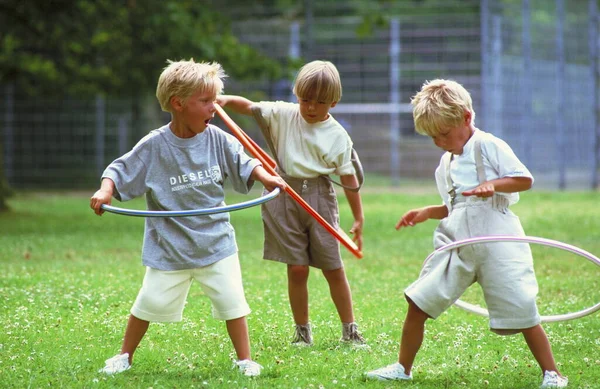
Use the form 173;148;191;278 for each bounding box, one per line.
217;60;365;346
366;79;568;388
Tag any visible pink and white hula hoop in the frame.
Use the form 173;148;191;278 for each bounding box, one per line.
425;235;600;323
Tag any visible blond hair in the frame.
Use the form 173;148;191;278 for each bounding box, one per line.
410;79;475;137
156;59;226;113
292;60;342;103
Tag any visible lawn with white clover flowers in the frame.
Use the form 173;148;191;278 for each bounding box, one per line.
1;187;599;389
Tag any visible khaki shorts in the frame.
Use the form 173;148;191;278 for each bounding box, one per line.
405;197;541;334
261;175;342;270
131;253;250;322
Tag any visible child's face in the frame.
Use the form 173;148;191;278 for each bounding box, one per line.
297;97;337;124
177;90;217;134
430;112;474;155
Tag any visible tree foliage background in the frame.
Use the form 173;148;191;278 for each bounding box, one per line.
0;0;290;210
0;0;287;97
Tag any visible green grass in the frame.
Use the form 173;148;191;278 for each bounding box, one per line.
1;189;599;388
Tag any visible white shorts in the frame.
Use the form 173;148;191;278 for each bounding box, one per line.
405;198;541;334
131;253;251;322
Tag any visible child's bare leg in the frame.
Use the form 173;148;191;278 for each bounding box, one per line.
522;324;562;375
121;314;150;364
322;267;354;323
287;265;310;324
398;298;429;374
226;316;251;361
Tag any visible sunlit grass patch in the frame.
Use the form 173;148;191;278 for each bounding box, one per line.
1;190;599;388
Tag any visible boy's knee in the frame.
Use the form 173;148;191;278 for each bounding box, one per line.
405;295;431;320
288;265;310;280
321;267;345;280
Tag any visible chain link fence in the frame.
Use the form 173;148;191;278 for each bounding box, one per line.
2;0;598;189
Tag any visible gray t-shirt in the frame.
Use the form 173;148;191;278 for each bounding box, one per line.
102;124;261;270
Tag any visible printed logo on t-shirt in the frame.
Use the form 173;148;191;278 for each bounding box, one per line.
210;166;222;182
169;165;222;192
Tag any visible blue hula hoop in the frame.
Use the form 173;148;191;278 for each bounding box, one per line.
425;235;600;323
100;187;280;218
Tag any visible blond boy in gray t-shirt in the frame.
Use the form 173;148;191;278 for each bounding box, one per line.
90;59;285;378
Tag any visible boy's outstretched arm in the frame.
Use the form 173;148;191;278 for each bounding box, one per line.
462;176;533;198
341;174;364;251
217;95;255;116
396;205;448;230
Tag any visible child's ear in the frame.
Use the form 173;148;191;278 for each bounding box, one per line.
330;101;338;108
464;110;472;125
171;96;183;112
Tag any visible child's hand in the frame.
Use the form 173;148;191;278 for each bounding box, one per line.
262;175;287;193
462;183;495;198
215;96;226;107
251;166;286;192
396;208;430;230
90;189;112;216
349;219;363;251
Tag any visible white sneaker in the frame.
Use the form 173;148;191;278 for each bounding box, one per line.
234;359;263;377
98;353;130;375
366;362;412;381
541;371;568;388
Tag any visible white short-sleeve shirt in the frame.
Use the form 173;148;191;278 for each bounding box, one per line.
254;101;355;178
434;129;534;209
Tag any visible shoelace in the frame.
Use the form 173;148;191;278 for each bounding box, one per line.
293;326;311;343
343;325;365;342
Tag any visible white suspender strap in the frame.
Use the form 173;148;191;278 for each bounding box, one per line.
445;153;456;201
473;139;487;184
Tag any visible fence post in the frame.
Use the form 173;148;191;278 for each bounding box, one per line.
118;116;128;157
590;0;599;189
289;21;301;102
480;0;489;130
3;83;14;183
556;0;566;189
289;21;301;59
389;18;401;186
521;0;532;169
520;0;533;167
491;15;503;138
95;95;105;178
303;0;314;61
